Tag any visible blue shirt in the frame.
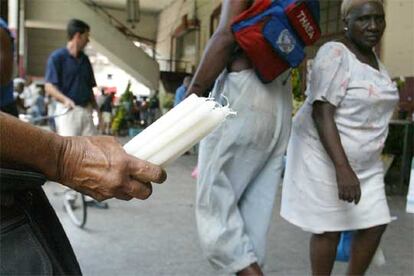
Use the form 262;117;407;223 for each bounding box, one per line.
45;48;96;106
0;18;14;107
174;84;187;106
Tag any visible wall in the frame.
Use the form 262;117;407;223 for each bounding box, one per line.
196;0;222;54
382;0;414;78
26;28;66;77
156;0;191;61
156;0;221;68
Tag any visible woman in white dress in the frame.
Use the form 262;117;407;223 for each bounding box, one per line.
280;0;399;275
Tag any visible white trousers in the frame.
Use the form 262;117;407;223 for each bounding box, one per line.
55;103;97;136
196;70;292;273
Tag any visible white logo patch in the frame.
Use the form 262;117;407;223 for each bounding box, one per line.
277;29;295;54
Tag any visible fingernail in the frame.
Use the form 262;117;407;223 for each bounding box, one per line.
162;170;167;180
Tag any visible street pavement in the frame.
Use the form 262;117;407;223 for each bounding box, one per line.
44;152;414;276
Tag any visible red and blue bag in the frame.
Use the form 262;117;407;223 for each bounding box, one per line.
231;0;321;83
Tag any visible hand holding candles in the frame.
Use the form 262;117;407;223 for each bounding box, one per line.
123;94;235;167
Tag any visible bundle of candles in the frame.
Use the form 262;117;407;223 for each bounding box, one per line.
123;94;235;167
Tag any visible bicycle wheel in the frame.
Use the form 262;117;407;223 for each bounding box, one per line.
63;189;87;228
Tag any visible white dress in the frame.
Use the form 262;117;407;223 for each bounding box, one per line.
280;42;399;234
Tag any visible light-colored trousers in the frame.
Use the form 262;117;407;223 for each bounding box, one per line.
196;70;292;273
55;103;97;136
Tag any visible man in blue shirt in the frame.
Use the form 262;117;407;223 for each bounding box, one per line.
45;19;99;136
174;76;192;106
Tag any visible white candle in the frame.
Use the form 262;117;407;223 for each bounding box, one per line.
124;95;234;167
123;94;203;155
148;107;229;166
134;100;216;160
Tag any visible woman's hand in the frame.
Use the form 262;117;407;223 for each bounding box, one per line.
335;164;361;204
56;136;167;201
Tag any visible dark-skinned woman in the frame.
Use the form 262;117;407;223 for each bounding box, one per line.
280;0;398;275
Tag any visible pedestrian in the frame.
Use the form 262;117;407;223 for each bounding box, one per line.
0;17;18;117
187;0;292;274
139;97;149;126
100;93;114;135
97;88;107;133
174;76;191;106
280;0;397;275
148;92;160;125
13;78;27;114
45;18;100;136
30;84;47;124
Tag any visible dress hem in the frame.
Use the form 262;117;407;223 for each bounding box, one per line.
280;212;392;234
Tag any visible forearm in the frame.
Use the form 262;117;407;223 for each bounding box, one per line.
0;112;64;180
0;111;166;201
187;32;236;96
312;102;350;169
45;83;69;104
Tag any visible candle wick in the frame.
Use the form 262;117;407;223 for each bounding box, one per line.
228;110;238;116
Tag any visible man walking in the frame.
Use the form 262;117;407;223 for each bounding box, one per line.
45;19;99;136
174;75;191;107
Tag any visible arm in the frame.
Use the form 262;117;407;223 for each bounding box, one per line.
186;0;250;96
0;28;13;86
0;112;166;201
45;83;76;109
312;102;361;204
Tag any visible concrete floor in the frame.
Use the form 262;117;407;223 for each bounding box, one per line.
44;154;414;276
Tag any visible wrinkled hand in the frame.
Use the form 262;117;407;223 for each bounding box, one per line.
335;165;361;204
57;136;166;201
